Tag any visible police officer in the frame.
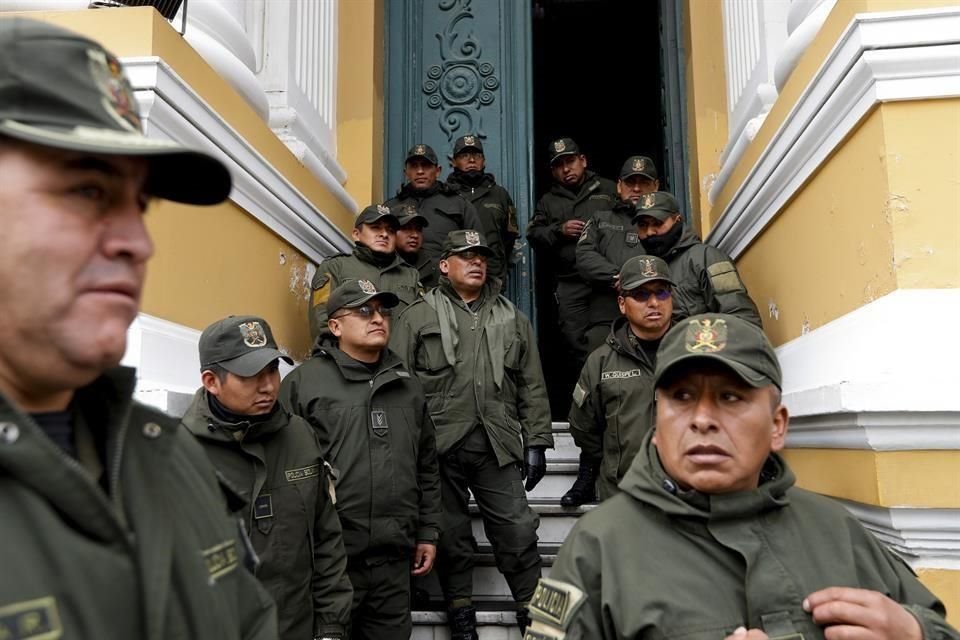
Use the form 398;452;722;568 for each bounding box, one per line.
395;208;432;284
0;17;276;639
575;155;660;348
633;191;762;325
308;203;422;342
446;134;519;282
385;144;502;288
562;256;675;507
281;281;442;640
527;314;956;639
391;230;554;638
526;137;617;400
182;316;353;639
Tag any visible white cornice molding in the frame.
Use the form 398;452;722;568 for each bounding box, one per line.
838;499;960;571
122;56;353;264
786;411;960;450
708;7;960;257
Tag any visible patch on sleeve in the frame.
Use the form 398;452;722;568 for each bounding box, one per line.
527;578;586;634
0;596;62;640
323;460;338;504
572;383;588;408
577;220;592;245
706;260;745;294
202;539;240;581
284;464;320;482
311;274;331;307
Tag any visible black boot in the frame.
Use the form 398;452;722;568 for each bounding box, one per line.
448;603;479;640
516;603;532;635
560;454;600;507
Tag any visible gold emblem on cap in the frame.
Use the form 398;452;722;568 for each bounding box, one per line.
238;321;268;348
641;259;657;278
632;157;646;172
553;140;566;153
415;144;426;155
376;204;390;215
685;318;728;353
639;193;657;210
464;135;476;145
87;48;141;133
464;230;481;246
358;279;377;295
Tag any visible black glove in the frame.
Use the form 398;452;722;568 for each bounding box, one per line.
523;446;547;491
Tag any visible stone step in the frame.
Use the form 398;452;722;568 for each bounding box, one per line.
411;610;523;640
414;553;557;603
525;461;578;500
470;500;594;547
548;425;579;460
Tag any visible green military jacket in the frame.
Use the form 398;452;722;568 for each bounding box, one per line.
390;280;554;466
0;367;277;640
400;249;434;288
279;347;442;559
537;433;956;640
526;171;617;278
447;170;519;281
662;227;763;326
181;391;352;639
385;181;502;288
309;243;422;341
568;318;658;499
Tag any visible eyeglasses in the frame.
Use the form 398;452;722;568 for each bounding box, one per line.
450;250;488;262
334;305;393;319
622;288;672;302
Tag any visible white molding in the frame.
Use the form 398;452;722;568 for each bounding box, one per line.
838;500;960;571
708;7;960;257
123;56;353;263
786;412;960;451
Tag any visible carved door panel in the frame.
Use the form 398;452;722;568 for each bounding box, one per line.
385;0;535;316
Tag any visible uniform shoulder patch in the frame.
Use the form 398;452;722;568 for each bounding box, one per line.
572;383;588;407
526;578;587;638
0;596;62;640
706;260;745;294
311;273;332;307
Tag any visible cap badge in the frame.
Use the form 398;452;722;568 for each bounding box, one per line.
632;157;647;172
641;259;657;278
465;230;481;246
415;144;426;155
553;140;566;153
639;193;657;210
464;135;476;146
87;48;141;133
376;204;390;215
238;321;268;348
685;318;728;353
358;279;377;295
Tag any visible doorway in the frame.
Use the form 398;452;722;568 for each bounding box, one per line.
531;0;668;417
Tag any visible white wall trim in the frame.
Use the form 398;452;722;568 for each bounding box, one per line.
122;56;353;264
787;411;960;451
838;499;960;571
707;7;960;257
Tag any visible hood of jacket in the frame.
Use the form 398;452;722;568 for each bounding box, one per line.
661;225;702;260
447;170;498;190
310;344;406;383
619;430;794;521
181;388;288;444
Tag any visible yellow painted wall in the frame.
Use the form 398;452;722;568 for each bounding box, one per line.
783;449;960;508
919;570;960;626
338;0;385;206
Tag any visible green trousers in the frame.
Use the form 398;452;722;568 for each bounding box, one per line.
347;555;412;640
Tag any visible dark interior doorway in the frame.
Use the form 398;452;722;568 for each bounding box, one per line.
531;0;666;418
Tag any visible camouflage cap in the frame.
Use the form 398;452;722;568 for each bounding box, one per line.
632;191;681;224
355;203;399;229
405;143;439;165
655;314;782;390
327;279;400;317
199;315;293;377
548;137;581;165
441;229;494;258
619;155;658;181
453;134;484;156
0;18;231;206
619;255;675;291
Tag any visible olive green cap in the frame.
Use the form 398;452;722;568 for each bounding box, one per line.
619;255;675;291
441;229;494;258
405;143;439;165
619;155;658;181
548;137;580;164
199;315;292;377
655;314;782;390
397;209;429;228
632;191;681;224
327;279;399;317
453;134;484;156
355;204;399;229
0;17;231;206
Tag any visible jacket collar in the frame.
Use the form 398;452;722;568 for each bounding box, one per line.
181;388;288;444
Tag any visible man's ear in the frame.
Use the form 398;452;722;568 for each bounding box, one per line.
770;400;789;453
439;258;450;275
351;227;361;242
201;370;221;396
327;317;343;338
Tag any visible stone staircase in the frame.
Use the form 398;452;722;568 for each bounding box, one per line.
411;423;592;639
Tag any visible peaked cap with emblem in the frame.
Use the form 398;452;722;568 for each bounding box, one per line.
405;142;439;165
548;136;581;165
632;191;681;224
0;17;231;205
200;315;293;377
619;255;675;291
395;205;430;229
453;134;484;156
619;155;659;181
655;313;782;390
327;279;400;317
355;203;399;229
441;228;494;258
